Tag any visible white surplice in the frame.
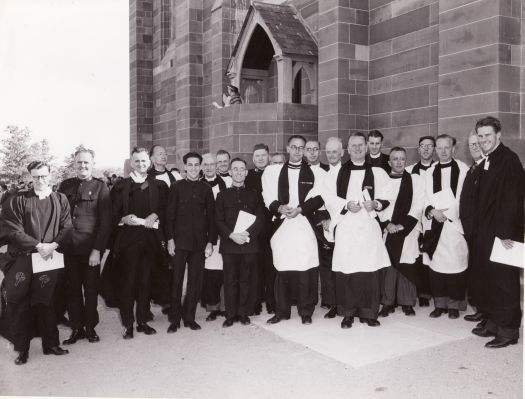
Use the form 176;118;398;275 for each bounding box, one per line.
422;160;469;273
261;163;325;271
378;173;424;265
322;165;393;274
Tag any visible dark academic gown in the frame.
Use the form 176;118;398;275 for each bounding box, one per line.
366;153;391;174
459;160;484;311
246;167;276;311
0;190;72;352
474;144;524;338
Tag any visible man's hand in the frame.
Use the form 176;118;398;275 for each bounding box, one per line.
347;201;361;213
363;200;376;212
501;239;514;249
88;249;101;267
144;213;158;229
286;207;302;219
321;219;331;232
36;242;58;259
431;208;448;223
121;214;139;226
205;243;213;258
229;232;248;245
167;239;175;256
386;223;404;234
278;205;292;215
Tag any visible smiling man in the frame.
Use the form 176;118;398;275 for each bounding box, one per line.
470;116;524;348
58;148;111;345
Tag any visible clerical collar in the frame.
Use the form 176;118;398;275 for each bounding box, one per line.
369;153;381;159
475;157;485;165
389;173;403;179
205;175;218;182
438;160;452;168
130;171;147;183
232;184;245;189
34;186;52;199
288;161;301;169
350;161;366;170
330;162;341;169
420;161;432;167
219;172;230;178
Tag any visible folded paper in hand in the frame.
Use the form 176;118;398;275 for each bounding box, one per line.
362;189;377;218
32;251;64;273
234;211;256;233
490;237;524;269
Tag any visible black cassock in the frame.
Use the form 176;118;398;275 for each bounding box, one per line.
0;190;72;352
474;143;524;338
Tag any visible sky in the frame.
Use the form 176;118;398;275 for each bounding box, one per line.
0;0;130;169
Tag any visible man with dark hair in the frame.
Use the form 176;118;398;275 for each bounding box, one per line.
216;149;232;184
305;140;329;171
245;143;276;315
406;135;436;307
1;161;72;364
262;135;325;325
421;135;469;320
58;148;111;345
216;158;265;326
323;132;393;329
166;152;216;332
110;147;169;339
378;147;424;317
366;130;391;173
470;116;524;348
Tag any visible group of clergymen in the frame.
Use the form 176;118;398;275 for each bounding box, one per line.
0;115;523;366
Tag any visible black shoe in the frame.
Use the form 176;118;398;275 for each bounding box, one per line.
184;320;201;330
485;336;518;349
476;319;487;328
123;326;134;339
239;315;251;325
137;323;157;335
324;306;337;319
15;351;28;365
418;297;430;307
253;304;262;316
365;318;380;327
62;328;86;345
43;346;69;356
266;315;290;324
86;329;100;343
341;316;354;329
379;305;395;317
448;309;460;319
206;310;221;322
429;308;446;318
464;312;485;322
472;327;496;337
320;302;330;310
145;310;154;322
402;306;416;316
301;315;312;325
223;318;235;327
266;303;275;314
167;322;180;333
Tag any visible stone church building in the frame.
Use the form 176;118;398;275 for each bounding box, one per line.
130;0;525;167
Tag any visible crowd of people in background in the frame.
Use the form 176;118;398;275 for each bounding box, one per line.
0;115;522;367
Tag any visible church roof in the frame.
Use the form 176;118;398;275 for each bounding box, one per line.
232;2;318;59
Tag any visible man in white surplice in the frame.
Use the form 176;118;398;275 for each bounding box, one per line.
322;132;393;329
421;134;469;320
261;135;325;325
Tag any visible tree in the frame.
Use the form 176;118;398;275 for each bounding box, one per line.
29;138;55;164
0;126;32;182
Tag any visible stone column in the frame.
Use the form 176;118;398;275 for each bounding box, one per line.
275;55;293;103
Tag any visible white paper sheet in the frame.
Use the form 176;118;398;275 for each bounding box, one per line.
490;237;524;268
32;251;64;273
234;211;256;233
362;189;377;218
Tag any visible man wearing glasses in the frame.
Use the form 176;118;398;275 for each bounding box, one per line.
261;135;325;325
305;140;329;171
1;161;73;365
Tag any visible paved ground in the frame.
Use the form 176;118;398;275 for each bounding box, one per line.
0;302;522;399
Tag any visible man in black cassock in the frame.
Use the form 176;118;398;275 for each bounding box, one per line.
245;143;276;315
216;158;265;327
110;147;168;339
166;152;216;332
406;136;436;307
59;148;111;345
1;161;72;365
365;130;391;174
459;133;485;324
378;147;424;317
470;116;524;348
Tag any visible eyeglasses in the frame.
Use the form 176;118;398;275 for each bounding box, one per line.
32;175;49;180
290;145;304;152
419;144;435;150
305;147;319;153
469;143;480;149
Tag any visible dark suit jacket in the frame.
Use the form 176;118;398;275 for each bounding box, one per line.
59;177;112;254
166;179;216;251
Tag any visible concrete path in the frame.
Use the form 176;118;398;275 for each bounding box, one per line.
0;303;522;399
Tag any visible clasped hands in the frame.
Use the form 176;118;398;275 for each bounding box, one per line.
229;231;250;245
346;200;377;213
278;205;302;219
386;223;404;234
121;213;158;229
35;242;58;260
